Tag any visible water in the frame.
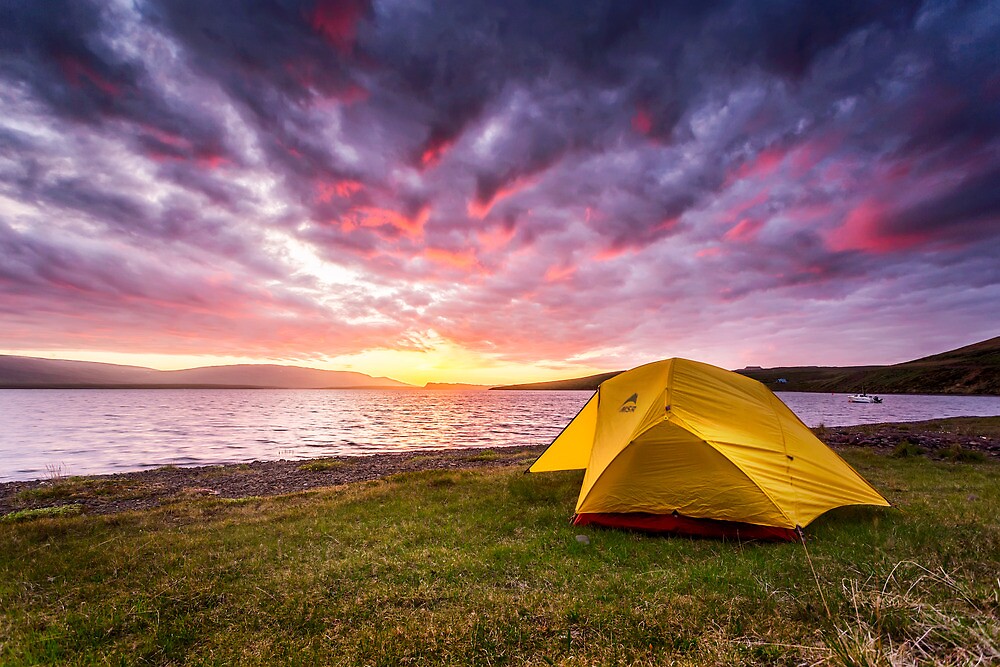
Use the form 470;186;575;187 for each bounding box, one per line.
1;389;999;482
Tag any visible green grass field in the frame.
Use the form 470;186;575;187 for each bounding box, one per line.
1;449;998;665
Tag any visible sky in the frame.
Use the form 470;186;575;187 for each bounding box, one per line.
0;0;998;386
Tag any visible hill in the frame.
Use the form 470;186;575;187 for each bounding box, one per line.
491;371;622;391
741;336;1000;395
491;336;1000;395
0;356;411;389
158;364;410;389
0;356;161;386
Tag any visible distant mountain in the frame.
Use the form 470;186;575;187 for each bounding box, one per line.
423;382;491;390
491;336;1000;395
0;356;162;386
491;371;622;391
0;356;411;389
158;364;410;388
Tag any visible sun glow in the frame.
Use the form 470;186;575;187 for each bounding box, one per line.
318;336;603;386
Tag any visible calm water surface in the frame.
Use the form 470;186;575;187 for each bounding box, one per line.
2;389;999;482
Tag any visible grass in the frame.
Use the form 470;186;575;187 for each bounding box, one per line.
298;459;350;472
1;452;997;665
940;444;987;463
891;440;924;458
467;449;503;462
1;504;83;523
14;477;162;503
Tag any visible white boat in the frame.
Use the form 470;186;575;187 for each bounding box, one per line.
848;393;882;404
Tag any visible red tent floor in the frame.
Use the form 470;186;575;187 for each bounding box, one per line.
573;512;798;541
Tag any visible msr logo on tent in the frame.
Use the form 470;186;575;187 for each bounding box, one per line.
619;393;638;413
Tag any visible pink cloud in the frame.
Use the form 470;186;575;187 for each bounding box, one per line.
826;199;926;253
317;179;363;202
56;54;120;97
718;188;771;225
656;216;680;232
475;225;516;252
543;263;575;282
723;218;763;242
632;104;652;135
420;135;454;168
726;147;785;187
308;0;365;54
788;135;840;176
197;152;229;170
467;175;538;219
424;247;479;270
593;246;629;262
337;205;429;239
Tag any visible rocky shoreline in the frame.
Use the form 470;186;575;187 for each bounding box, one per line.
821;422;1000;458
0;446;547;518
2;418;997;519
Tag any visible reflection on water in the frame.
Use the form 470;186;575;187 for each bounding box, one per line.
1;388;999;482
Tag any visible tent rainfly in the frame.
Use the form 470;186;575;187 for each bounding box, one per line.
528;358;889;540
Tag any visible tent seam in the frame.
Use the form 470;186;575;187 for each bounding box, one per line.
668;411;796;528
575;436;638;513
578;409;668;511
579;362;670;503
629;357;673;442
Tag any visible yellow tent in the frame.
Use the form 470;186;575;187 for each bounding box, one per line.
529;358;889;540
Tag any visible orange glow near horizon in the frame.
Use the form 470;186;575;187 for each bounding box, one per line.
1;346;607;387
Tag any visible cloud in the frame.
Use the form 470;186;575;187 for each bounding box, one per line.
0;0;997;375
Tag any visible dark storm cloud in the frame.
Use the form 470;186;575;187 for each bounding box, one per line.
0;0;140;120
884;163;1000;245
141;0;367;97
0;1;232;155
139;0;372;190
135;0;997;247
707;0;924;79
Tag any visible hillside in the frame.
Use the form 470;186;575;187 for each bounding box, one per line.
0;356;411;389
0;356;161;386
158;364;410;389
491;371;622;391
492;336;1000;395
741;336;1000;395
